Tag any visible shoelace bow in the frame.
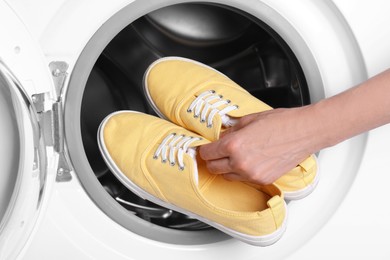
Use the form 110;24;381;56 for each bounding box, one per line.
153;133;201;170
187;90;238;128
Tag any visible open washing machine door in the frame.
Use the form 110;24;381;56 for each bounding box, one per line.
0;59;45;259
6;0;384;258
0;3;58;259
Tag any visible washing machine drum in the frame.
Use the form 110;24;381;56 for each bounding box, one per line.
78;3;310;239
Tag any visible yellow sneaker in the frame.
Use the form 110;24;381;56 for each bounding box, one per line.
98;111;287;246
274;155;319;200
143;57;319;200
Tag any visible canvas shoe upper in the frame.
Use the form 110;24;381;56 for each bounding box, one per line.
143;57;272;141
143;57;319;200
98;111;287;246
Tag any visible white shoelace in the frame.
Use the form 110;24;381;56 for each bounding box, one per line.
187;90;239;128
153;133;201;171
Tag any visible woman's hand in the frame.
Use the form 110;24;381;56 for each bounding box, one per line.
199;107;318;185
199;69;390;185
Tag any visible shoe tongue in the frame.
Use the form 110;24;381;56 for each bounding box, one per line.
187;147;216;187
186;148;199;186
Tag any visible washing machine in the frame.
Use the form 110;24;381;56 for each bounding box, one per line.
1;0;390;259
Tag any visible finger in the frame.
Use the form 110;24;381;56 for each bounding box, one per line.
199;140;230;160
205;158;231;174
222;172;247;182
231;113;258;129
219;126;235;137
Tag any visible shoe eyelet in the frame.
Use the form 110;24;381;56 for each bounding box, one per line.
200;119;205;123
162;159;167;163
153;155;158;160
194;114;199;118
207;124;213;128
219;95;223;99
211;90;216;93
187;108;192;113
226;99;231;103
170;162;175;166
235;105;239;109
179;166;185;171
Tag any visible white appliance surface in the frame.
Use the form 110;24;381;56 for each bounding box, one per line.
1;0;389;259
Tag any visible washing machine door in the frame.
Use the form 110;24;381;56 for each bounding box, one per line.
0;4;52;259
0;61;47;259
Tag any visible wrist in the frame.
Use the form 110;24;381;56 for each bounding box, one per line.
294;102;340;155
308;97;351;150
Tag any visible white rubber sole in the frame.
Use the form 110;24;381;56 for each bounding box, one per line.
97;110;288;247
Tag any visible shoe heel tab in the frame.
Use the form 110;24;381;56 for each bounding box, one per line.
267;195;284;209
267;196;286;229
300;155;317;172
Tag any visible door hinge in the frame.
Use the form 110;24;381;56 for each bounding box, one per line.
32;61;73;182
